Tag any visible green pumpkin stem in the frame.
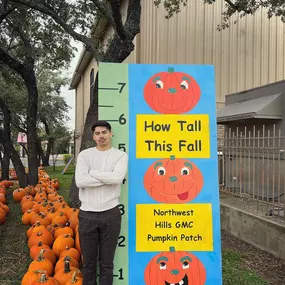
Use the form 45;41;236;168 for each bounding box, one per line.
170;155;175;160
169;246;175;252
64;260;71;273
168;67;174;73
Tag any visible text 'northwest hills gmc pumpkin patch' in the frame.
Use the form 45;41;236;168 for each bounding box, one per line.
98;63;222;285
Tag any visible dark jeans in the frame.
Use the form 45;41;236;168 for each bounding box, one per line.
78;206;121;285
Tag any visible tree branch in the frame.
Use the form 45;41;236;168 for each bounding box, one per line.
0;47;27;79
103;0;141;62
10;0;103;61
5;17;34;65
224;0;252;14
91;0;128;40
0;6;16;24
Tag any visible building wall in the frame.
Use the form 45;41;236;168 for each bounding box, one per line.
139;2;285;105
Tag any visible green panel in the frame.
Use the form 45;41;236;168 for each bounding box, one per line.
98;62;129;284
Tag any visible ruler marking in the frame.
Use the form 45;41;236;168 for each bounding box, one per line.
99;87;119;91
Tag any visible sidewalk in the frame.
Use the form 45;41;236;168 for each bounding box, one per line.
9;155;65;168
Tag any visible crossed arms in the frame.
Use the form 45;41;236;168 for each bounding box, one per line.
75;152;128;188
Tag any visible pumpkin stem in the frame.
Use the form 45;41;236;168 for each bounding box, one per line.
168;67;174;73
39;273;48;283
37;248;45;261
170;155;175;160
169;246;175;252
64;260;71;273
64;256;71;262
71;270;79;284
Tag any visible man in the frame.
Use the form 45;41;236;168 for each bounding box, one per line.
75;120;128;285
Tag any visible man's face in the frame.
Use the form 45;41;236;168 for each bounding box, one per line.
93;126;112;147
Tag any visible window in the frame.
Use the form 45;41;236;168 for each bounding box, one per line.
90;68;95;104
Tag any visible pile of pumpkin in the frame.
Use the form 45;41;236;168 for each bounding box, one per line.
13;167;83;285
0;180;13;224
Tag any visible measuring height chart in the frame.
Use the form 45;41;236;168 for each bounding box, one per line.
98;63;222;285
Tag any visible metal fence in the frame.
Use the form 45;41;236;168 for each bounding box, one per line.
218;125;285;221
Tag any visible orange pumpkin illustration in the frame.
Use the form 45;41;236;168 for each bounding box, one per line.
143;67;201;114
144;246;206;285
143;156;203;203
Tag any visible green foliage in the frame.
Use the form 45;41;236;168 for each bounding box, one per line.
50;125;72;157
154;0;285;30
63;154;73;165
0;3;75;70
154;0;188;19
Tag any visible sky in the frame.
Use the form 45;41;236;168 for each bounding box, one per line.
60;40;84;131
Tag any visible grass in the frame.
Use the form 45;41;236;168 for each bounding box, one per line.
0;164;269;284
222;249;268;285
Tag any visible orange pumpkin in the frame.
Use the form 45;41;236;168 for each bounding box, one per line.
54;226;74;239
0;207;6;224
28;249;54;276
21;269;44;285
52;234;75;257
0;180;13;187
0;187;6;195
30;241;51;260
143;67;201;114
54;260;82;285
143;156;204;203
52;212;68;226
64;270;83;285
54;256;79;273
59;247;80;262
144;246;206;285
13;188;26;202
22;209;36;225
28;230;54;248
0;193;6;204
0;202;9;213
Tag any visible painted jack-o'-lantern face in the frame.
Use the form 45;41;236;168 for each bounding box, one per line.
143;156;203;203
144;246;206;285
143;67;201;114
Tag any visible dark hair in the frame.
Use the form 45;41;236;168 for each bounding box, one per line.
91;120;112;132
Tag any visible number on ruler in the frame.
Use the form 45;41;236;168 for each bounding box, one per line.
117;236;126;247
118;82;126;93
119;114;126;125
118;268;124;280
118;143;126;152
118;204;125;216
122;178;126;184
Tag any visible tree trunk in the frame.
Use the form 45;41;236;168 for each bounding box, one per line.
42;139;53;166
1;146;10;180
25;70;39;185
68;72;98;208
0;98;28;186
68;0;142;208
10;145;28;187
0;149;3;168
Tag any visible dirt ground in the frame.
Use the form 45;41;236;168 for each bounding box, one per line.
222;230;285;285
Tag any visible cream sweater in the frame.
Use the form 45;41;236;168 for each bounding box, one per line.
75;147;128;212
